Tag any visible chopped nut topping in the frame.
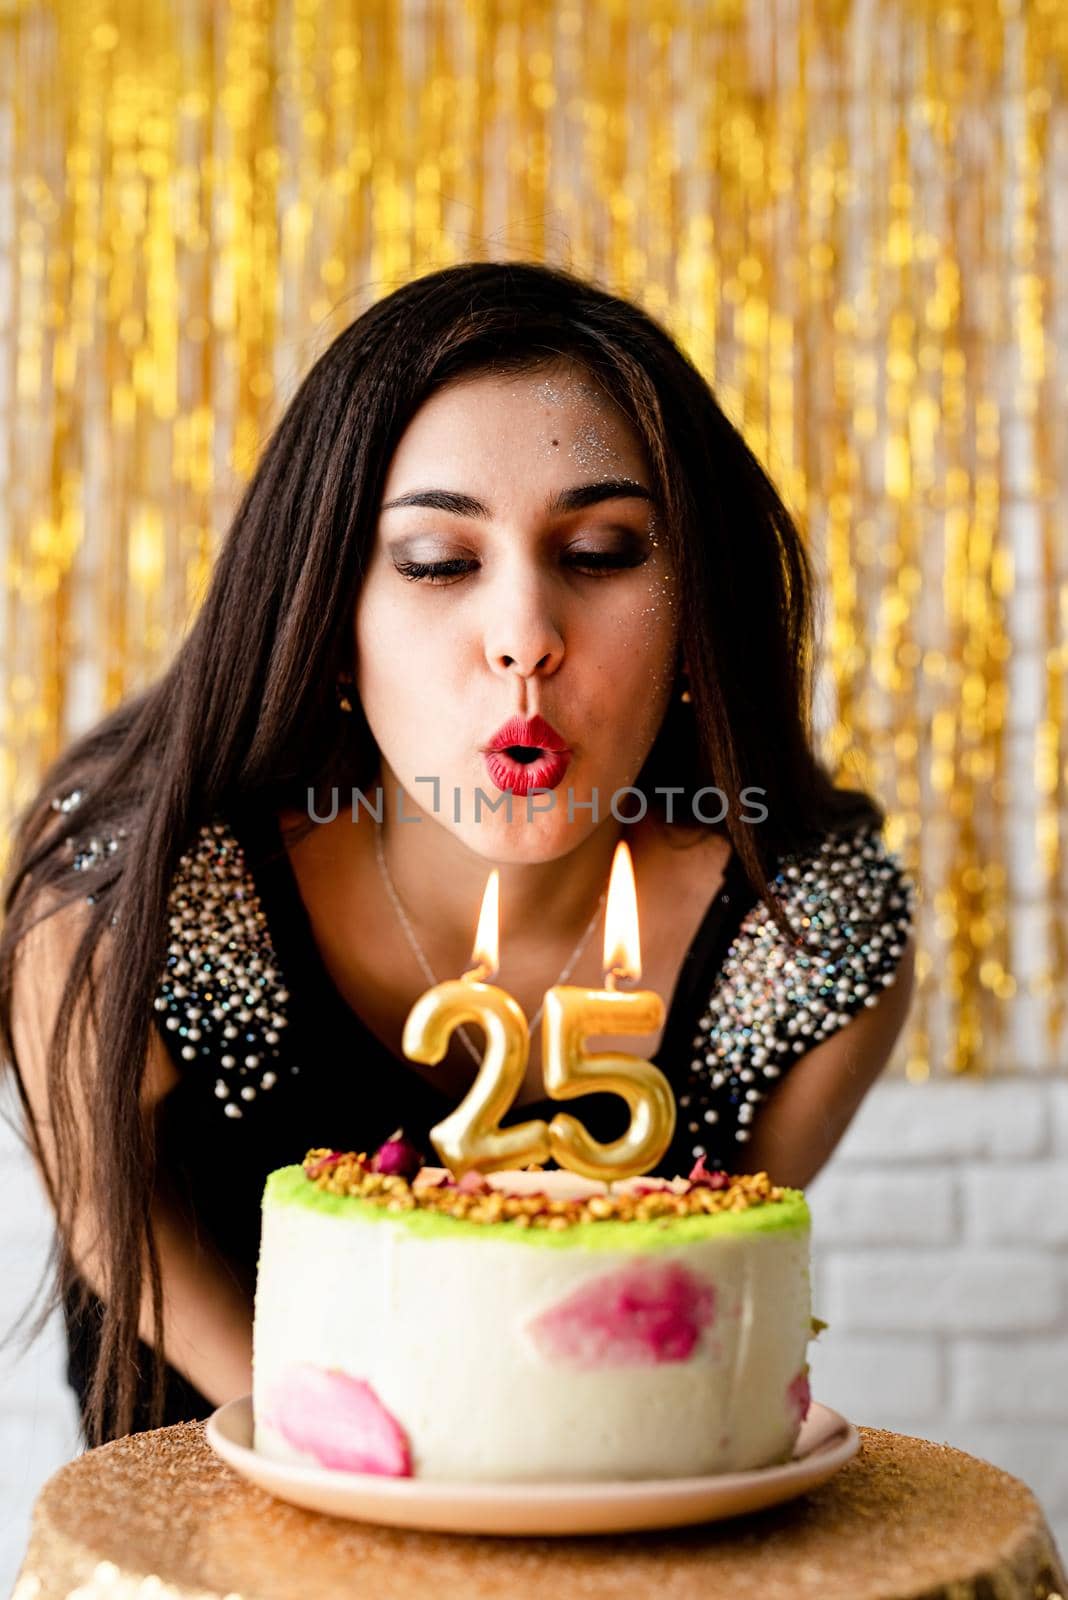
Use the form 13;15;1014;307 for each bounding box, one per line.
299;1149;791;1229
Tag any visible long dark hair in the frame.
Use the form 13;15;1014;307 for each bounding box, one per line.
0;259;881;1446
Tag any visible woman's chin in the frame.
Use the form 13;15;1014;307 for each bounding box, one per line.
450;814;601;865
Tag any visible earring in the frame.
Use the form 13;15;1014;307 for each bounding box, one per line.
336;675;354;714
680;664;693;705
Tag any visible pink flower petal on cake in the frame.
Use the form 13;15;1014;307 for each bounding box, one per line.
372;1129;423;1179
687;1154;730;1190
265;1363;411;1475
787;1367;812;1426
526;1261;717;1369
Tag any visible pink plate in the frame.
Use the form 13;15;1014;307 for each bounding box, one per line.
206;1396;859;1536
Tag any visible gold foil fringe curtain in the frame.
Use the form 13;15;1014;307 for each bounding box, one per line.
1;0;1066;1076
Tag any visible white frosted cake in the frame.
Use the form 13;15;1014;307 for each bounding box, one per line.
252;1141;815;1483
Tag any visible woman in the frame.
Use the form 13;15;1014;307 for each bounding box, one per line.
0;260;915;1450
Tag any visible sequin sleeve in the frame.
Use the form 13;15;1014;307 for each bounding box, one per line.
677;821;916;1164
57;788;295;1123
151;819;294;1119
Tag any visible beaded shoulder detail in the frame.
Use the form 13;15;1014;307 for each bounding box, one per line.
55;787;294;1120
678;820;916;1163
151;817;295;1118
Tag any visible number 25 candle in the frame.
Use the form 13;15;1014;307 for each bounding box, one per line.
402;842;676;1182
542;840;677;1180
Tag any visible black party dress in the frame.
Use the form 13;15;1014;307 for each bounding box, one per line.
55;791;914;1440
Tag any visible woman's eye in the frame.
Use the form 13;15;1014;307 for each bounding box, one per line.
393;545;649;585
394;558;476;585
565;547;649;574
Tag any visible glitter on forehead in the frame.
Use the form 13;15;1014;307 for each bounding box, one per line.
569;419;621;473
530;366;635;476
531;365;604;409
531;374;566;407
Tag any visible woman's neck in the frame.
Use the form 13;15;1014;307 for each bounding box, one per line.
372;766;634;966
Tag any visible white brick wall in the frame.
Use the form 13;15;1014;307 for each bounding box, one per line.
808;1079;1068;1566
1;1078;1066;1590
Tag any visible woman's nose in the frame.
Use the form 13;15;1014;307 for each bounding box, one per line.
484;576;565;681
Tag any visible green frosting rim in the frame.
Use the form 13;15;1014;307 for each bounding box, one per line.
263;1165;810;1252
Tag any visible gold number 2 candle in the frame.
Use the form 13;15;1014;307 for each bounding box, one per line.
542;841;677;1180
402;871;552;1176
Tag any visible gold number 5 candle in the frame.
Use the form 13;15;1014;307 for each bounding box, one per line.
402;871;552;1177
542;840;677;1180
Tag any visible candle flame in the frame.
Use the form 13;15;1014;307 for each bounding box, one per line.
468;869;499;977
603;840;641;983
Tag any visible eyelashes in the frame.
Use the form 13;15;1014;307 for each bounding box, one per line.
394;557;473;584
393;549;650;587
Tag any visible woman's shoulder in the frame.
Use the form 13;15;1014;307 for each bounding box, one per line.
767;812;915;914
700;819;908;1068
725;814;916;1026
152;807;294;1120
56;787;292;1121
56;785;257;921
675;816;916;1159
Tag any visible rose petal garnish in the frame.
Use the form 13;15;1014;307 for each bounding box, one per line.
687;1154;731;1190
372;1129;423;1180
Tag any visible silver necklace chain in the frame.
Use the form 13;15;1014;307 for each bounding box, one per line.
374;814;607;1068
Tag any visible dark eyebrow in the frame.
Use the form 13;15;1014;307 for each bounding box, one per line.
380;479;656;519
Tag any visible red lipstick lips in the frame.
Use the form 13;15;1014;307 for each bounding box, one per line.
482;714;572;796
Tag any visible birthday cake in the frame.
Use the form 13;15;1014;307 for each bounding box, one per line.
251;1140;816;1483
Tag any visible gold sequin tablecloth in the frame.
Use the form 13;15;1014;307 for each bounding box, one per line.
13;1421;1068;1600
